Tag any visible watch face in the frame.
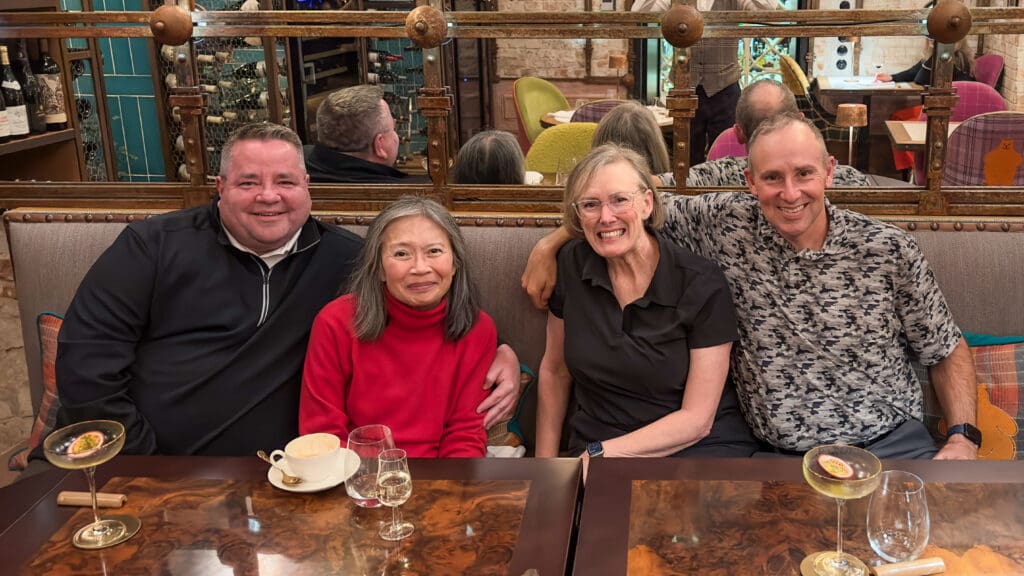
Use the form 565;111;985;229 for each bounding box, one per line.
587;441;604;458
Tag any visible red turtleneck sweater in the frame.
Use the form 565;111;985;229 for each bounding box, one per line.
300;292;496;457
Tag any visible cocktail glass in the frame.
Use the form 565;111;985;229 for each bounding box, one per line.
42;419;141;549
802;444;882;576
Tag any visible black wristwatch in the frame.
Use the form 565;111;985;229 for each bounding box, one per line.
586;441;605;458
946;423;983;448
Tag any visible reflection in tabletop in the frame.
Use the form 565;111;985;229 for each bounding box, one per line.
575;459;1024;576
1;456;581;576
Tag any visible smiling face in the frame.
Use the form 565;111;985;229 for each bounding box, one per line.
745;121;835;252
216;138;311;255
380;215;455;310
575;160;654;261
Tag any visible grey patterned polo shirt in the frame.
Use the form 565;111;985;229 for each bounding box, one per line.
660;192;962;450
684;156;873;188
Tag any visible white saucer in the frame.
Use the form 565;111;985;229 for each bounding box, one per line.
267;448;359;493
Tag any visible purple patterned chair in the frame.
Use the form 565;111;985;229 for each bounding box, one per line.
707;126;747;160
914;81;1007;184
569;99;626;123
942;111;1024;187
975;54;1005;89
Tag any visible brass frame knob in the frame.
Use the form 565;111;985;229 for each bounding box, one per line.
150;5;193;46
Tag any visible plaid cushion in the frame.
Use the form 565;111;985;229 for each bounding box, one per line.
918;341;1024;460
942;111;1024;187
7;313;63;471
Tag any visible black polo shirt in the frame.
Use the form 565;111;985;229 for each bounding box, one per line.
551;232;750;455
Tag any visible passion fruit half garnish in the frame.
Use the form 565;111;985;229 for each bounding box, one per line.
817;454;854;479
67;431;106;459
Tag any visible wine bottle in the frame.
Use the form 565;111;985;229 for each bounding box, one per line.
0;46;29;139
367;71;406;85
15;40;46;134
229;59;286;79
0;90;10;143
368;51;404;64
38;50;68;131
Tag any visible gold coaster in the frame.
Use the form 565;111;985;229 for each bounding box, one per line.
801;552;824;576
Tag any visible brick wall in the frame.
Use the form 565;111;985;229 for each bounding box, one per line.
0;231;31;455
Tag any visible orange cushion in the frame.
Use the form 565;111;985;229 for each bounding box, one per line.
7;313;62;471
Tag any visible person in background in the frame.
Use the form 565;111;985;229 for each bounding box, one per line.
523;115;979;461
591;101;674;186
688;79;871;187
875;39;975;85
452;130;526;185
305;85;422;184
536;145;757;475
631;0;777;166
301;197;496;457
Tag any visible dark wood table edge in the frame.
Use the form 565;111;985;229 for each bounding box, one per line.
571;457;1024;576
0;455;584;575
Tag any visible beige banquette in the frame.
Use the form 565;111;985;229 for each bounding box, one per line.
5;207;1024;457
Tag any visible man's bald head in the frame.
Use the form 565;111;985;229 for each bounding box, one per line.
735;79;798;144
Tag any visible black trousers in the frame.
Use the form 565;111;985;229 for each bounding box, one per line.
691;81;741;166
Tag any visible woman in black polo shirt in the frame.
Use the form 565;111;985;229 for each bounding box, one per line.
534;145;756;469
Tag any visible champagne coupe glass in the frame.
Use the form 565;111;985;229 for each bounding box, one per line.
43;419;141;549
867;470;930;562
346;424;396;508
803;445;883;576
376;448;414;541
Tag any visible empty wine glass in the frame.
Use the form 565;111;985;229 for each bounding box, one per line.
556;156;578;186
867;470;930;563
346;424;396;508
377;448;414;541
43;420;142;549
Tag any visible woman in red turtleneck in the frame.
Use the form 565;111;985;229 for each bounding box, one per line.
299;197;496;457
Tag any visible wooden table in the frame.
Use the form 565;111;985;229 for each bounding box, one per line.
0;456;581;575
885;120;964;152
541;107;673;129
815;77;924;171
574;458;1024;576
816;76;924;97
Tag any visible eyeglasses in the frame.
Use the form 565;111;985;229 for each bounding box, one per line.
572;190;644;219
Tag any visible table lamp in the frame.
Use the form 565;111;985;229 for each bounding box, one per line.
609;52;628;96
836;103;868;166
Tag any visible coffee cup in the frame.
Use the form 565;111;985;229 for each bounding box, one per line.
270;432;340;482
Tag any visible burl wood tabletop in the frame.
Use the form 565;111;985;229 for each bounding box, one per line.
22;476;530;576
626;480;1024;576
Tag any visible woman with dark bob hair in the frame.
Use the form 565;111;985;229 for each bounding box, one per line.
300;196;497;457
536;144;756;472
451;130;526;185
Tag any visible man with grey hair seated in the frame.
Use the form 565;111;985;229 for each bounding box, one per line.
305;85;420;183
687;79;872;188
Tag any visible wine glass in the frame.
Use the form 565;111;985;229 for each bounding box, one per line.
867;470;930;563
345;424;396;508
43;419;142;549
376;448;414;541
556;156;578;186
802;444;883;576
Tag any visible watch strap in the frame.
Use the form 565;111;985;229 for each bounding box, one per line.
946;423;982;447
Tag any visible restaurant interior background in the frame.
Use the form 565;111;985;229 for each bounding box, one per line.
1;0;1021;484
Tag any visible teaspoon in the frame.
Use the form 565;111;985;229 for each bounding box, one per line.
256;450;302;485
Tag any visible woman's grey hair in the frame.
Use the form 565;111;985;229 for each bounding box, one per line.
316;85;388;153
746;112;829;174
349;196;482;342
562;144;664;238
220;122;304;178
451;130;525;185
592;101;671;175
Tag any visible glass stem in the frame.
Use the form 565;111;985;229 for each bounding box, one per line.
835;498;845;558
391;505;399;531
84;466;102;527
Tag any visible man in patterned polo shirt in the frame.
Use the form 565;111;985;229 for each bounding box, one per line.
522;114;978;460
686;79;872;188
